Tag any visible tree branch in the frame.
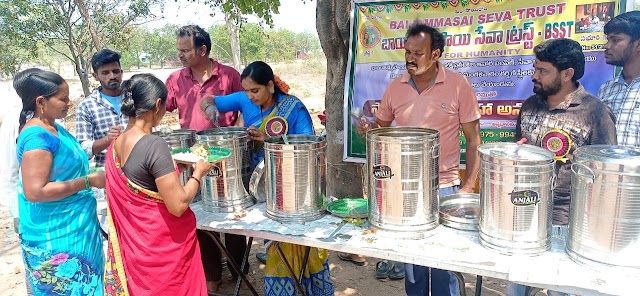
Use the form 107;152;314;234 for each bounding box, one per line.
46;46;74;63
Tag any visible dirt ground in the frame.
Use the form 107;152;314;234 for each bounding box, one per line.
0;61;512;296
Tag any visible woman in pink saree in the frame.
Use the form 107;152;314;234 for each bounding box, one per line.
104;74;213;295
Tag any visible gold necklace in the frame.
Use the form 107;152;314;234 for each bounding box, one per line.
35;117;56;130
133;125;151;134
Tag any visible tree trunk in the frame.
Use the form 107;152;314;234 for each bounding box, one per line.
78;55;91;97
224;9;242;70
75;0;103;50
71;55;91;96
316;0;364;199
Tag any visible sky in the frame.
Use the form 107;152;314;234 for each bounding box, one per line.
151;0;318;34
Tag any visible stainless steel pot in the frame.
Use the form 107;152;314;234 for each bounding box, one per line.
196;127;254;212
567;145;640;269
478;143;555;255
154;129;196;150
263;135;327;223
249;160;266;203
155;129;199;201
367;127;440;239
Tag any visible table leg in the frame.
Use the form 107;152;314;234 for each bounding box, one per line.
526;286;542;296
298;246;311;284
274;242;307;296
475;275;482;296
233;237;254;296
452;271;466;296
204;232;259;296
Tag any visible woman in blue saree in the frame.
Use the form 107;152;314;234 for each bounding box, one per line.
200;61;333;296
15;70;105;295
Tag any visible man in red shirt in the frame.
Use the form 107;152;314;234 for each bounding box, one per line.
165;25;247;293
166;25;242;130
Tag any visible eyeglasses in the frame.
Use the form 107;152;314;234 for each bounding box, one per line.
99;69;122;75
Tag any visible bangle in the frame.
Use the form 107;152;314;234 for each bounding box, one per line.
189;176;201;186
204;101;215;111
83;175;90;189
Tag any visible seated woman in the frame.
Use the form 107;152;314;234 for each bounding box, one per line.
15;69;106;295
104;74;213;295
199;61;334;296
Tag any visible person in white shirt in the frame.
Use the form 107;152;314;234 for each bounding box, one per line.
0;68;43;296
0;68;43;233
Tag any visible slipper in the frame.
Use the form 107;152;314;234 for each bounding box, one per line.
337;252;366;266
375;260;392;280
388;261;405;280
256;252;267;264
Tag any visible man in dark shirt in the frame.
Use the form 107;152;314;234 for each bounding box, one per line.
517;38;617;225
509;38;617;296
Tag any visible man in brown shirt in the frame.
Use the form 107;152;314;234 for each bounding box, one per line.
510;38;617;296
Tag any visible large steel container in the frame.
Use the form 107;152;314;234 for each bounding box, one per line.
154;129;197;197
567;145;640;269
367;127;440;239
264;135;327;223
154;129;196;149
478;143;555;255
196;127;254;212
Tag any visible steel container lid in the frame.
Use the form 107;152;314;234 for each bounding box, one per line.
367;127;439;143
439;193;480;231
195;127;249;141
264;135;325;145
171;129;196;135
478;142;555;165
574;145;640;165
153;131;192;141
264;135;326;151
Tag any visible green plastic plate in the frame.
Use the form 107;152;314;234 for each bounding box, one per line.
206;147;232;162
326;198;369;219
170;147;191;154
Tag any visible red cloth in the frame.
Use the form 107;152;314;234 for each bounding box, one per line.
104;143;206;296
165;59;243;131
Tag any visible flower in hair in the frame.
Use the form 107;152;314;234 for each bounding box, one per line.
273;75;290;94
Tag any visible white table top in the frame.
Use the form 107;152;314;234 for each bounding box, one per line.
194;202;638;295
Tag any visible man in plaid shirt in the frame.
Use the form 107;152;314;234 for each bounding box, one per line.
75;49;129;167
599;11;640;147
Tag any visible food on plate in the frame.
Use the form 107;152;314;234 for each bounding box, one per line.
171;152;204;163
171;144;231;164
190;143;210;159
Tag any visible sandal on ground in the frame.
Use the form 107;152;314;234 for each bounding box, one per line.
337;252;367;266
388;261;405;280
375;260;392;280
256;252;267;264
